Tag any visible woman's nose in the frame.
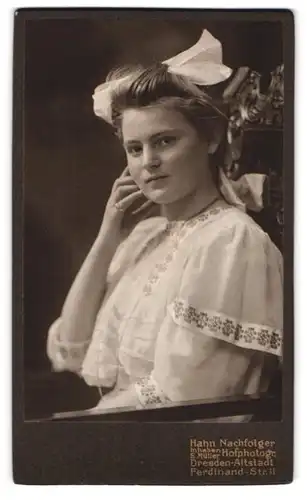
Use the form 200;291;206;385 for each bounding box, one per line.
142;145;161;169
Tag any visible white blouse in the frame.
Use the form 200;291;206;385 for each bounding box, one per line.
47;200;283;413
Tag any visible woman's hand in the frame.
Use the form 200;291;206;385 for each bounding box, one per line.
100;166;155;238
50;168;155;350
92;385;141;413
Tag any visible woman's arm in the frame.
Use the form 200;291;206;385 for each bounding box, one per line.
50;166;153;346
59;224;121;344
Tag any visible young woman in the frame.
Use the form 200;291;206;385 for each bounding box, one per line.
46;31;283;420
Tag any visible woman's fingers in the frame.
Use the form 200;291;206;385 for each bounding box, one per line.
114;184;140;203
115;166;131;183
120;166;131;177
112;175;138;192
131;199;155;215
107;167;153;221
116;190;145;211
113;177;138;189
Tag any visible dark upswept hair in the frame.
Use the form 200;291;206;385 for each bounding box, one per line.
106;63;229;144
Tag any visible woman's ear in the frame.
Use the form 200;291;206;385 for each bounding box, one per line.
208;139;220;155
208;120;225;155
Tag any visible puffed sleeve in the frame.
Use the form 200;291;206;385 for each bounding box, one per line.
45;236;129;375
46;317;92;373
134;217;283;407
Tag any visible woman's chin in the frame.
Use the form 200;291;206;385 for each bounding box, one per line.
145;193;174;205
143;187;179;205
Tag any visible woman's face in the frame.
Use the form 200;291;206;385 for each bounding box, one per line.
121;106;213;204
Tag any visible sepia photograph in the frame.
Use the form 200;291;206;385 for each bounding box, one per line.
13;8;293;484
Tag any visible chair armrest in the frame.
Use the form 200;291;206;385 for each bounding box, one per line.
29;391;281;422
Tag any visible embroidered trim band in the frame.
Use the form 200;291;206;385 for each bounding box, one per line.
169;299;282;357
135;375;170;407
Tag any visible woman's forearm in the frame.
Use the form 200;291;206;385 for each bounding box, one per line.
55;164;149;345
59;225;121;343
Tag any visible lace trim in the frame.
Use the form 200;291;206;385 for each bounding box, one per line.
135;375;170;407
81;335;119;387
170;299;282;356
143;206;228;296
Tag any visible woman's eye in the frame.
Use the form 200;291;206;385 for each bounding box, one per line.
155;136;176;148
127;145;143;156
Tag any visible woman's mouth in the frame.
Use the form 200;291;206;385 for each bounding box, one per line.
145;175;169;184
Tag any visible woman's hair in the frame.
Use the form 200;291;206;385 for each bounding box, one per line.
106;63;229;145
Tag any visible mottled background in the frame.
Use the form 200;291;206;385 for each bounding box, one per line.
23;17;283;417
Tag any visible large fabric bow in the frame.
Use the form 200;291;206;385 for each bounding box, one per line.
93;29;232;124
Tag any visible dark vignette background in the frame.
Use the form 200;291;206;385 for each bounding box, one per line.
23;17;283;417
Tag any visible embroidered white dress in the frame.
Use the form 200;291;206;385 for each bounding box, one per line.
47;201;283;416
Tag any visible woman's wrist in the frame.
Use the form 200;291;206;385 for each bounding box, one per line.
91;226;121;266
97;221;122;248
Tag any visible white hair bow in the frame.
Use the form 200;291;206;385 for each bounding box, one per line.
92;29;232;124
219;169;267;212
163;29;232;85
